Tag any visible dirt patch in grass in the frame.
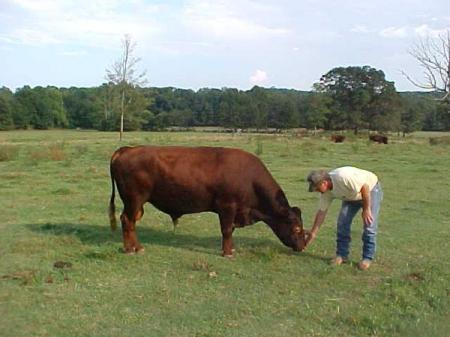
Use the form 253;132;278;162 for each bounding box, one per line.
1;270;37;285
404;272;425;282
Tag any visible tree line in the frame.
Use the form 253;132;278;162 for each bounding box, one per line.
0;66;448;134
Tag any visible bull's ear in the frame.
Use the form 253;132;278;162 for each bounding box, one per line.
291;206;301;218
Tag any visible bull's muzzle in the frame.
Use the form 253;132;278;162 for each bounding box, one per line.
293;226;306;252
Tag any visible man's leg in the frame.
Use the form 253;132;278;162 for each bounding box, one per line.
362;183;383;261
336;201;361;259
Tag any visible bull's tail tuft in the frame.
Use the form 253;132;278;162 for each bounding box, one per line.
109;168;118;232
171;215;179;232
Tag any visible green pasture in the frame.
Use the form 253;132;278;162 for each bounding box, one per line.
0;130;449;337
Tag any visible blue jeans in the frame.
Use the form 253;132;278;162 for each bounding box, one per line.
336;183;383;261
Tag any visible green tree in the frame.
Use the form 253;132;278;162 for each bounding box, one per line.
248;86;269;129
267;92;296;130
303;93;330;130
435;101;450;131
368;89;402;132
399;96;425;135
106;34;147;139
0;87;14;130
95;83;118;131
13;86;34;129
195;88;222;126
238;93;258;129
13;86;67;129
315;66;400;133
218;88;241;130
62;87;103;129
121;87;151;131
32;86;68;129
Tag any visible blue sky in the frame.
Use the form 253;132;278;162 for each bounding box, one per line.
1;0;449;91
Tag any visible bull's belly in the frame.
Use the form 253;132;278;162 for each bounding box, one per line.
150;199;212;216
149;188;214;216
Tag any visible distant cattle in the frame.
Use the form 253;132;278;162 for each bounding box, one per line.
109;146;306;257
369;134;388;144
331;135;345;143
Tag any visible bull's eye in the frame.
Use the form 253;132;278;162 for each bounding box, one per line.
293;226;301;234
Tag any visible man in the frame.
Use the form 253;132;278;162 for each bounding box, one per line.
305;167;383;270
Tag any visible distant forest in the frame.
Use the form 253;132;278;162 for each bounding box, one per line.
1;67;449;133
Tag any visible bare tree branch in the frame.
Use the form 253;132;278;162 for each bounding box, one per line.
404;29;450;100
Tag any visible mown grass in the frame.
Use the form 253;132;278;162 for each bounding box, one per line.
0;130;449;337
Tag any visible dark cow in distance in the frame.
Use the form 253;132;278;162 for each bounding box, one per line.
109;146;306;256
331;135;345;143
369;134;388;144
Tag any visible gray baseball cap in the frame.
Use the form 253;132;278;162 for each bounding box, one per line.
306;170;329;192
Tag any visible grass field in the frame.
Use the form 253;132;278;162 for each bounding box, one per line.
0;130;449;337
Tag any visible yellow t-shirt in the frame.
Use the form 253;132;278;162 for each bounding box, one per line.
318;166;378;211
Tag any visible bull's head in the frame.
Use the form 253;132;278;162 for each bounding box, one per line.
273;206;306;252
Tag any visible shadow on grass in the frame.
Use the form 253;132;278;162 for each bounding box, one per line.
26;222;330;262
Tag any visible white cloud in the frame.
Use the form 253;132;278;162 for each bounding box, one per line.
379;26;409;38
249;69;268;86
3;0;162;48
11;0;61;12
11;29;61;45
378;23;449;40
58;50;87;56
182;0;289;40
414;24;448;38
351;25;370;34
189;16;288;40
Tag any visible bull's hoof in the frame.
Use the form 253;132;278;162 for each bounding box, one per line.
221;251;234;258
121;247;136;255
135;246;145;254
122;245;144;255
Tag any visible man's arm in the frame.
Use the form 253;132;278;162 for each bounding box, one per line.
304;209;327;248
361;184;373;226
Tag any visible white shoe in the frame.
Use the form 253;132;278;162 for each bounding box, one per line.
358;259;371;270
330;256;347;266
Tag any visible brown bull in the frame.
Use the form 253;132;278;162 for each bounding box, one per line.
331;135;345;143
109;146;306;256
369;134;388;144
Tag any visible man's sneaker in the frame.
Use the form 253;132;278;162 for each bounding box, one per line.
358;259;371;270
330;256;347;266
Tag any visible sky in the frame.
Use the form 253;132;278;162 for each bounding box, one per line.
0;0;449;92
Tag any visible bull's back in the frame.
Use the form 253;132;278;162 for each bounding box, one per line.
110;146;274;215
112;145;266;182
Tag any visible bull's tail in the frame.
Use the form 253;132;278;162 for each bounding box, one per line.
109;166;118;232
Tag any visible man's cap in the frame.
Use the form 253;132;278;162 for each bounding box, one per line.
306;170;329;192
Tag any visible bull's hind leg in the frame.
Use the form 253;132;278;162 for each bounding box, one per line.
218;206;236;257
120;202;145;255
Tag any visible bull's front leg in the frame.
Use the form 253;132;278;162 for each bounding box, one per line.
218;207;236;257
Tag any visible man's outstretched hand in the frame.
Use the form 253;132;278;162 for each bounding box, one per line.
304;230;316;249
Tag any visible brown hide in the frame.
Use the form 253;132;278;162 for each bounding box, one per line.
369;134;388;144
109;146;305;256
331;135;345;143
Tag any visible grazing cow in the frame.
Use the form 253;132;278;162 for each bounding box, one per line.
331;135;345;143
109;146;306;256
369;134;388;144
